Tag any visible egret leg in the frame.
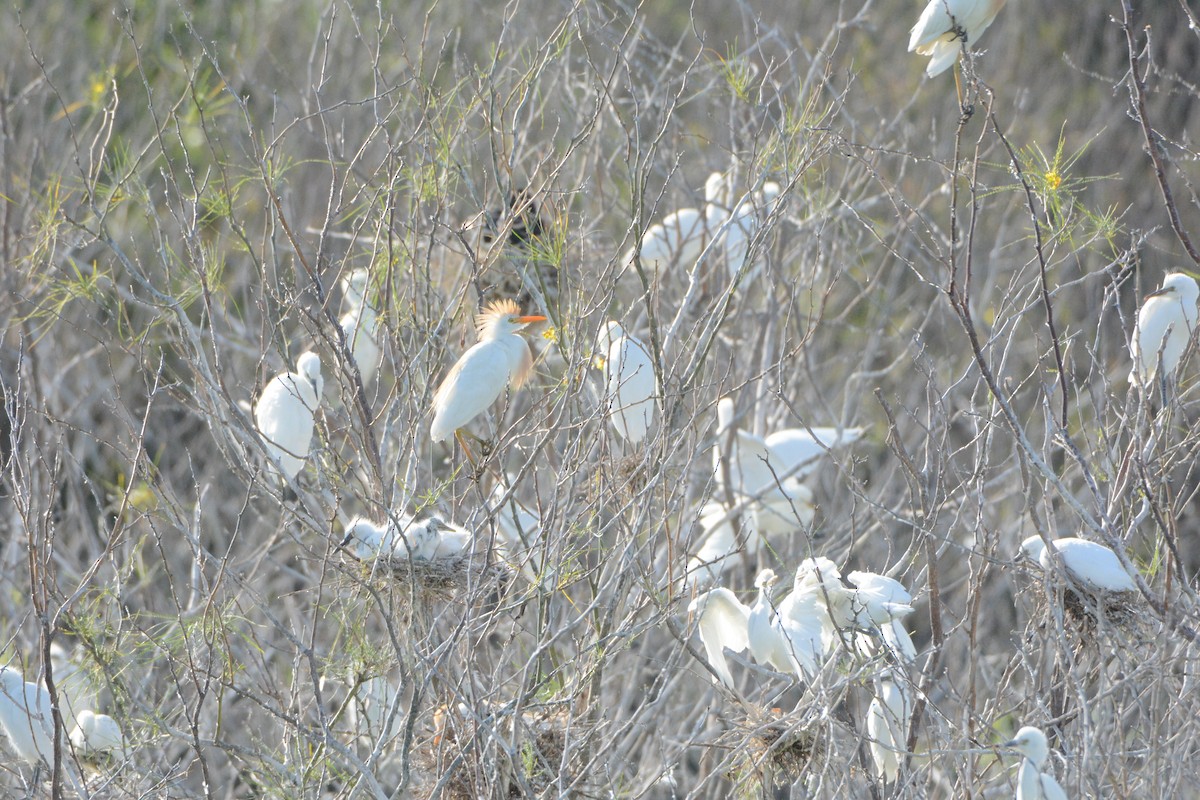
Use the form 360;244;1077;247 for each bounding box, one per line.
454;429;479;468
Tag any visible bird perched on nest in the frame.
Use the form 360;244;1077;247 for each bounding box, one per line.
1003;726;1068;800
595;321;657;446
1129;272;1199;390
1019;536;1138;595
342;516;472;561
909;0;1009;78
431;299;546;457
253;352;324;483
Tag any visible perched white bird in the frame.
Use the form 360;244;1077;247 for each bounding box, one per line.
764;425;866;481
847;571;918;663
422;518;472;559
684;493;815;588
68;710;123;756
595;321;657;444
723;182;783;282
48;643;95;733
489;484;549;588
339;269;382;384
867;672;911;783
1004;726;1068;800
908;0;1009;77
254;352;324;482
628;172;731;272
0;665;54;765
1129;272;1199;387
1019;536;1138;594
430;299;546;447
792;558;914;657
747;569;824;680
687;587;751;688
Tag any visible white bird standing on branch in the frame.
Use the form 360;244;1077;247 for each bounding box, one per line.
847;571;919;662
687;586;751;689
628;172;731;273
0;665;54;765
431;299;546;456
339;269;382;385
254;352;324;483
1019;536;1138;595
908;0;1009;78
1003;726;1068;800
747;569;826;681
1129;272;1199;388
595;321;657;445
866;671;911;783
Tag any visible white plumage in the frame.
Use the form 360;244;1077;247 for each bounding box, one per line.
747;569;826;680
908;0;1009;77
847;571;919;662
1129;272;1199;387
1019;536;1138;594
687;587;751;688
627;172;730;272
684;492;815;588
764;425;866;481
430;299;545;443
596;321;657;444
867;672;911;783
68;709;124;756
0;666;54;765
341;516;471;561
339;269;381;385
1005;726;1068;800
254;352;324;482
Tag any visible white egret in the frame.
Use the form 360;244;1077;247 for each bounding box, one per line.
866;672;911;783
48;642;95;732
489;484;549;588
595;321;657;445
627;172;730;272
908;0;1009;78
764;425;866;481
1019;536;1138;594
1129;272;1199;387
422;517;472;559
687;587;751;688
341;516;469;561
1003;726;1068;800
747;569;823;680
723;182;783;282
847;571;918;663
0;665;54;765
254;352;324;482
68;710;123;756
430;299;546;452
792;559;913;656
339;269;382;385
684;492;815;588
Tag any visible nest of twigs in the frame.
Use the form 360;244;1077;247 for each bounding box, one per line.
341;552;511;600
729;708;822;793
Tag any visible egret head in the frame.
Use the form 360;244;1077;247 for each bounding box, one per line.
1156;272;1200;305
340;518;385;558
716;396;737;434
297;352;323;392
795;556;843;589
1003;725;1051;767
475;299;546;340
754;569;779;590
1018;535;1047;563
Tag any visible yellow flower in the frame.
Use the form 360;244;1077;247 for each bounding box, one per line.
542;326;558;343
1045;171;1062;191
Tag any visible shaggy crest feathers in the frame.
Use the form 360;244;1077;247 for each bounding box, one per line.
475;299;524;337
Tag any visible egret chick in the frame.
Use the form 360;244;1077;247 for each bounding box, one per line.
1129;272;1199;388
69;710;124;756
595;321;657;445
430;299;546;453
866;672;911;783
0;665;54;765
687;587;751;688
254;352;324;483
908;0;1009;78
340;516;421;560
1019;536;1138;595
1003;726;1068;800
847;571;918;663
421;517;472;559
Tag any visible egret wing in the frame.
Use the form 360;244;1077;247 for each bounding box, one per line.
689;588;751;687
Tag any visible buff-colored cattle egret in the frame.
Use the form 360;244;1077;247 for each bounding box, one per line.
909;0;1009;77
628;172;731;272
1129;272;1199;387
1004;726;1068;800
748;569;824;680
430;299;546;450
68;710;123;756
0;666;54;765
687;587;751;688
254;352;324;482
339;270;381;385
724;182;783;282
595;321;657;444
1019;536;1137;594
867;672;911;783
489;484;549;588
848;571;918;663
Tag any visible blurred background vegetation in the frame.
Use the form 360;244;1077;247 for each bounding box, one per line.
2;0;1200;796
